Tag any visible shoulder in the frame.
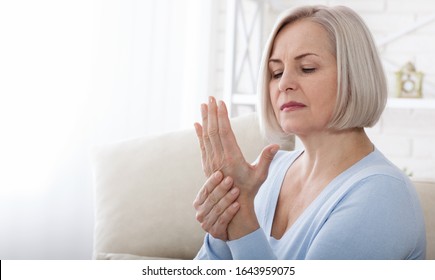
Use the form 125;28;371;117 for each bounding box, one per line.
342;149;422;220
348;173;416;211
330;152;426;258
313;174;426;259
347;149;418;203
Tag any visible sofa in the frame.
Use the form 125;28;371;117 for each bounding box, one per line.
92;113;435;260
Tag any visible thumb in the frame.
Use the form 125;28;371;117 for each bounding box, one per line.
255;144;280;180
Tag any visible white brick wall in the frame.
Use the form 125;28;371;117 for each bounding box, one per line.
367;107;435;180
211;0;435;181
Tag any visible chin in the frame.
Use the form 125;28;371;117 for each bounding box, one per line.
279;119;300;133
279;125;302;135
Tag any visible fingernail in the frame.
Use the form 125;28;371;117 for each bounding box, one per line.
209;96;214;104
218;101;226;112
224;177;232;184
231;188;238;195
232;202;239;208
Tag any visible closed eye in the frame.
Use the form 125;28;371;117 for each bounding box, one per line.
272;72;283;79
302;68;316;73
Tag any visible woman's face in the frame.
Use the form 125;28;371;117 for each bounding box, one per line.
268;19;338;137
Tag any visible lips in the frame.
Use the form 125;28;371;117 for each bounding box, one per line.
280;101;306;111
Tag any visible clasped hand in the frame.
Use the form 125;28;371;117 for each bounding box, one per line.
193;97;279;241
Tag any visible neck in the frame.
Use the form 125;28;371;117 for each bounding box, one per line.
296;128;373;179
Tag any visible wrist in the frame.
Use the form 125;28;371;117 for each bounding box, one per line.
227;199;259;241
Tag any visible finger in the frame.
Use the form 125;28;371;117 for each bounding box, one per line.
255;144;280;182
205;187;239;227
208;201;240;240
207;96;224;171
193;171;223;208
199;176;234;218
194;122;204;149
217;101;244;159
201;103;214;173
194;122;209;176
201;187;239;233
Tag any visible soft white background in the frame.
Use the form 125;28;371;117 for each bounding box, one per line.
1;0;434;259
0;0;212;259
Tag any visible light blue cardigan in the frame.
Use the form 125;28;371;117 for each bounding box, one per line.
195;149;426;259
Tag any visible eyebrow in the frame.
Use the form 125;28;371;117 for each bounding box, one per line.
268;52;319;64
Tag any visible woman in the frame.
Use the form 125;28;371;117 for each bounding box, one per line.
193;5;426;259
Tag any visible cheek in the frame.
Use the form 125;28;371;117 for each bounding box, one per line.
325;83;338;114
269;83;280;116
313;83;337;121
313;74;337;102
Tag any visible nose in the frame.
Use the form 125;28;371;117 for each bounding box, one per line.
278;71;298;93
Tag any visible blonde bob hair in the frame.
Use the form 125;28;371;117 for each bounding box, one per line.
258;5;387;144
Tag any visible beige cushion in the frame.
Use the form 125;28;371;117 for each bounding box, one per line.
92;113;293;259
413;181;435;260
